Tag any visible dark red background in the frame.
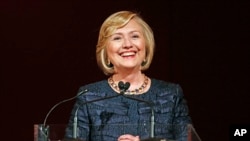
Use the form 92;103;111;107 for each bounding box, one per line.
1;1;249;141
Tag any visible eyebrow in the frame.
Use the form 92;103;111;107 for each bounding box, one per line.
112;31;141;35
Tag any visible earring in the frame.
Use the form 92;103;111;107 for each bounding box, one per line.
107;59;113;67
141;59;147;66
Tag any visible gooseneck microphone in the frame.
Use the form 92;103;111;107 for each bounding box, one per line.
40;89;88;141
71;81;163;140
72;85;127;139
71;81;130;139
118;81;166;141
117;81;156;140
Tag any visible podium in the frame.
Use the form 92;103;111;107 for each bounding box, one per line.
34;124;67;141
34;124;201;141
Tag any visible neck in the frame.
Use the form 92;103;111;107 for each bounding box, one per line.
111;72;149;94
113;72;143;86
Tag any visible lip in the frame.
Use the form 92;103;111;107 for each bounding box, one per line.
119;50;137;57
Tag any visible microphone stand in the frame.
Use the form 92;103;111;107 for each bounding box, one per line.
72;91;123;139
118;81;166;141
69;81;169;141
70;81;146;140
40;89;88;141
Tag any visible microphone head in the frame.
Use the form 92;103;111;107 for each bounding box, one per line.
118;81;124;90
124;82;130;91
118;81;130;92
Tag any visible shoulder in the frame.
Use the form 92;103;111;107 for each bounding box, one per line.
77;80;108;94
151;78;184;97
74;80;111;101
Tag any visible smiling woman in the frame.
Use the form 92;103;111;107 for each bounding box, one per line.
63;10;193;141
96;11;155;76
106;18;147;76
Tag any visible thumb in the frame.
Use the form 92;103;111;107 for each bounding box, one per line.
135;135;140;141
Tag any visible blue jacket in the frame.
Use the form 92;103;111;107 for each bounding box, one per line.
64;78;192;141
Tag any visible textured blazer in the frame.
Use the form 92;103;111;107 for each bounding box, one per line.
64;78;192;141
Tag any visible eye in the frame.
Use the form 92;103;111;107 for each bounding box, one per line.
131;32;141;39
111;35;122;41
113;37;121;40
132;35;139;38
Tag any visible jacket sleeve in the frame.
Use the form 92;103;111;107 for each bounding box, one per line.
172;84;192;141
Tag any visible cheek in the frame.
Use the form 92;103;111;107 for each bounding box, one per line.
106;44;118;58
138;42;146;54
136;39;146;49
139;45;147;60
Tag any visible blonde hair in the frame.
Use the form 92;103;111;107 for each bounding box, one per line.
96;11;155;75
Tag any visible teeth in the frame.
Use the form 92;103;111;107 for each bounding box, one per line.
121;52;135;57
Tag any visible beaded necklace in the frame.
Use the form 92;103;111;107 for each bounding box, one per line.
108;75;149;95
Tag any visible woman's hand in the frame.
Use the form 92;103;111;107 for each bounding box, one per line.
118;134;140;141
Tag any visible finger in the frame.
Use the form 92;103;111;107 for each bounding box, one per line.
118;134;140;141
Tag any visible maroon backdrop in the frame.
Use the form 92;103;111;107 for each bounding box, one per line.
1;1;249;141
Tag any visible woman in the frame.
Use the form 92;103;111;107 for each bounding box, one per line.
64;10;192;141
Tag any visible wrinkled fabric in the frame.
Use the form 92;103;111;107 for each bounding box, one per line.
64;78;192;141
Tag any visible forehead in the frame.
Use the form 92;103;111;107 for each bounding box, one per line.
114;19;142;33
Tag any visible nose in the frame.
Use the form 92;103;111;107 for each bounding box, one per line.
122;37;132;48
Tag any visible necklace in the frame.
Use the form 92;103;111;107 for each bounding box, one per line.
108;74;149;95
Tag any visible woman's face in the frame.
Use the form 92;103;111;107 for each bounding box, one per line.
106;19;146;72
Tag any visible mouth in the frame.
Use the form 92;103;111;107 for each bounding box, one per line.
119;51;137;57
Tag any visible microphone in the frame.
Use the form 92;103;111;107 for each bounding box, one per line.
118;81;164;141
72;87;125;139
118;81;130;93
40;89;88;141
70;81;163;140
